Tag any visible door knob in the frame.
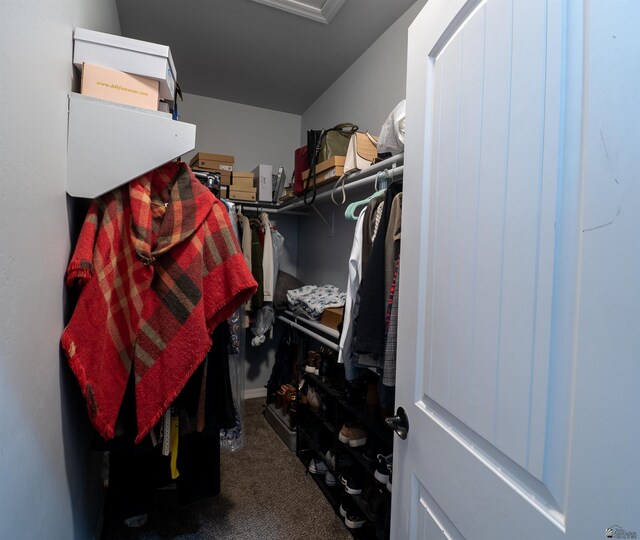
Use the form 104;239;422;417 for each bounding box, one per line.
385;407;409;439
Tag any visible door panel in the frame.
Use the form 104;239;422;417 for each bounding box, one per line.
393;0;569;537
394;0;640;538
422;0;558;478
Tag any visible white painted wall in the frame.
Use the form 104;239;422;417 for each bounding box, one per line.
297;0;426;289
0;1;120;538
179;93;302;392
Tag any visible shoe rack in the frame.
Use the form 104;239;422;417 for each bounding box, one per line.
292;335;394;539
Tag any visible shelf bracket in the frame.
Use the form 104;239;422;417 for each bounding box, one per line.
310;205;334;237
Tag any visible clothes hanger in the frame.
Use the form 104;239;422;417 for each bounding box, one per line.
344;170;389;221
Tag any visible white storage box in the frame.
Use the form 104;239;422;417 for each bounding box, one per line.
253;164;273;202
73;28;176;101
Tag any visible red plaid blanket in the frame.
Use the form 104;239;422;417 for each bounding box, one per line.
61;162;257;443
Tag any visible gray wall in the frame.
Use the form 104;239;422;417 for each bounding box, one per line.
0;1;120;538
296;0;427;289
180;92;302;176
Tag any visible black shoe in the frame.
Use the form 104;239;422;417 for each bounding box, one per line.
340;472;363;495
374;453;392;484
344;510;367;529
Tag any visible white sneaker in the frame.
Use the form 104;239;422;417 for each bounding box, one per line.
308;458;328;475
325;470;336;486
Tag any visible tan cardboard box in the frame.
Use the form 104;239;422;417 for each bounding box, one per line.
220;172;232;186
301;156;346;181
232;177;255;190
229;188;257;202
320;307;344;330
81;62;159;111
302;166;344;187
190;152;235;165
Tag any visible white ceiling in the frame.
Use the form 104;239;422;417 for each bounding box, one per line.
115;0;416;114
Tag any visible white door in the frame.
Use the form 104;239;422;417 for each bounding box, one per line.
392;1;640;539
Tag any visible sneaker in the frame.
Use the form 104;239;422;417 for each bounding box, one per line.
325;470;336;486
344;510;367;529
340;473;363;495
339;496;356;518
308;458;328;475
338;423;367;448
325;449;336;470
374;453;392;484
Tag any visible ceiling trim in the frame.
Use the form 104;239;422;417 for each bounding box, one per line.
249;0;346;24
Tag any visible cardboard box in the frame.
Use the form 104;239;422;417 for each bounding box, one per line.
81;63;159;111
320;307;344;330
74;28;176;101
302;166;344;188
219;185;229;198
301;156;346;180
229;188;257;202
233;171;254;178
253;164;273;202
232;177;255;190
190;153;234;172
220;172;231;186
190;152;234;164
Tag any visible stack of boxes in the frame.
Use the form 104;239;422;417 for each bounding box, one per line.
230;172;257;202
73;28;177;114
190;152;234;198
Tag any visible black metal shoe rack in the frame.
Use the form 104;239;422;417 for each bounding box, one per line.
294;338;394;539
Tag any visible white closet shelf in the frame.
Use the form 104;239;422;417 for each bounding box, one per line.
66;92;196;198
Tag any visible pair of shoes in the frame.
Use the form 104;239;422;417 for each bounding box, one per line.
325;469;336;487
340;471;363;495
308;458;327;475
339;497;367;529
338;423;367;448
304;351;321;375
374;453;393;486
325;449;336;470
308;457;336;486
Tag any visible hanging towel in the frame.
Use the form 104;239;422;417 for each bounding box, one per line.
61;161;257;443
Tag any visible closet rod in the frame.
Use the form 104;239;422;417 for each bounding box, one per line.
282;310;340;339
284;165;404;211
277;315;339;351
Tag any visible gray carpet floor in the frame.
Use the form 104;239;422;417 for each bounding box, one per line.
101;398;352;539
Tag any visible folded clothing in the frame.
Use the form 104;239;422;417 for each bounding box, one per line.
287;285;346;321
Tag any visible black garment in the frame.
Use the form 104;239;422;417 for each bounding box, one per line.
250;220;264;311
354;180;403;357
104;322;236;520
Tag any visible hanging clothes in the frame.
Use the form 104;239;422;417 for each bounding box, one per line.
249;218;264;311
338;210;367;381
61;161;257;443
260;212;274;302
354;180;403;359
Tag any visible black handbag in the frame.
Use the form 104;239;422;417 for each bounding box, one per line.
304;123;358;205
